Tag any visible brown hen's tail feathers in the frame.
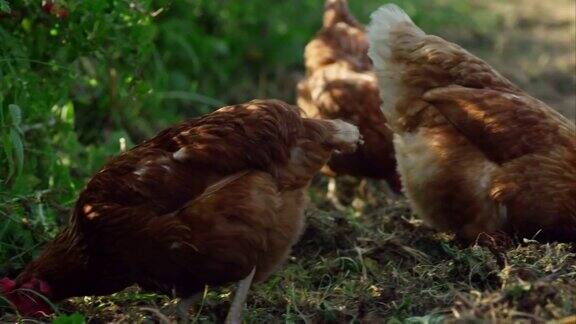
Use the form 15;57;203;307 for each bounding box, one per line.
367;4;425;119
367;3;423;69
323;0;358;28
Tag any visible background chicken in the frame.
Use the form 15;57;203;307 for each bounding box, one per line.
0;99;361;321
368;4;576;243
297;0;399;208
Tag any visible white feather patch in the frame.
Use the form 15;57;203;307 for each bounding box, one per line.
367;4;425;120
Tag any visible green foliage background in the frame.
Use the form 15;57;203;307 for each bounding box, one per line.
0;0;496;276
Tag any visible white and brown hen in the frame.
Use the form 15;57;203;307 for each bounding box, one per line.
368;4;576;243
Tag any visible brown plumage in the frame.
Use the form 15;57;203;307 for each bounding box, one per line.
297;0;400;193
0;99;361;318
368;5;576;243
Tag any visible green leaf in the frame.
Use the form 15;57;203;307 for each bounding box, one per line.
60;101;75;126
52;312;86;324
8;104;21;127
0;0;11;14
2;130;14;182
9;127;23;176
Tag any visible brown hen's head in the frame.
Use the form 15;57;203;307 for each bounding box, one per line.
0;277;53;317
324;0;357;28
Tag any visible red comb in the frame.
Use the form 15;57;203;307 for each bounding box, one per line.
0;277;16;293
0;277;53;317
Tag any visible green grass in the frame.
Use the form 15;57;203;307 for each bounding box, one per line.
6;184;572;323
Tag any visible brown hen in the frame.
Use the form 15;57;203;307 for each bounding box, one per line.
368;4;576;243
297;0;400;207
0;99;361;321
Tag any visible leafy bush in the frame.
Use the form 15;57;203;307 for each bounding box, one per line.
1;0;159;272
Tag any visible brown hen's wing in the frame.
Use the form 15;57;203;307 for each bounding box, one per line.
398;37;519;92
147;99;303;173
133;171;280;297
79;100;306;216
423;86;576;163
79;99;350;224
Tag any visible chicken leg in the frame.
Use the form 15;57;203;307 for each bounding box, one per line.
326;178;346;211
224;267;256;324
